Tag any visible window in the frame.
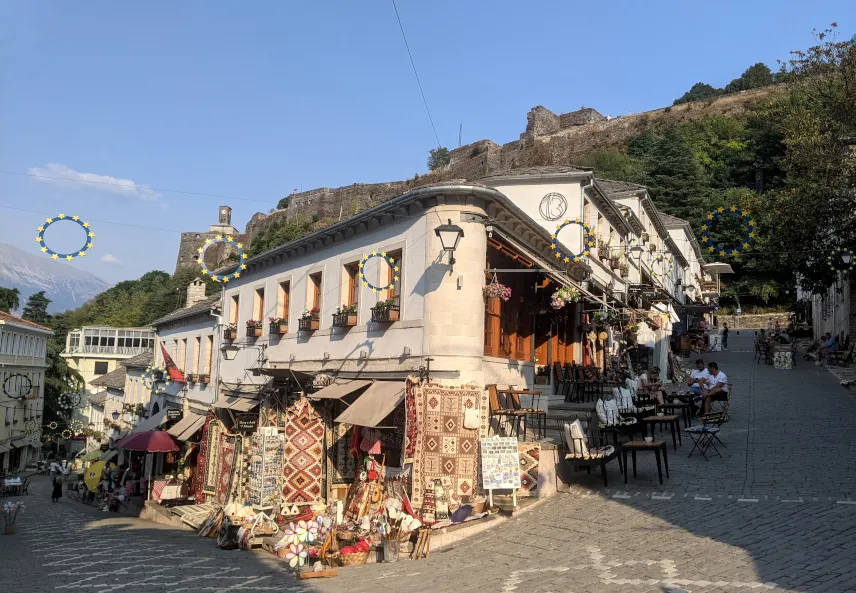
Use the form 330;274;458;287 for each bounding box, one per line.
345;263;359;307
204;335;214;375
229;294;240;325
386;250;402;301
193;336;201;375
254;287;265;321
94;361;109;375
179;338;187;373
309;272;322;310
277;281;290;323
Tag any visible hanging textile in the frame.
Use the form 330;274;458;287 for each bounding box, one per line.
192;411;213;503
411;383;489;512
328;422;357;484
216;434;239;506
403;376;420;464
203;421;223;495
517;442;541;498
282;398;325;504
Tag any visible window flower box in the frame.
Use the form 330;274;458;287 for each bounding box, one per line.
641;232;650;243
186;373;197;383
246;320;263;338
299;308;321;332
371;300;400;323
198;374;210;385
609;257;620;271
224;324;237;341
268;317;288;335
333;304;357;328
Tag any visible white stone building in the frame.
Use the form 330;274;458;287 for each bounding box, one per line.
0;311;51;472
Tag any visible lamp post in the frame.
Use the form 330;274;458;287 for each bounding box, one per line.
843;252;854;267
434;218;464;274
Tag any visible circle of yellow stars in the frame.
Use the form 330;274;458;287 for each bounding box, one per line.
700;206;755;256
198;235;246;283
650;253;674;278
61;429;73;440
58;391;82;409
35;214;95;261
144;365;172;394
358;252;399;293
828;247;855;273
550;218;596;263
2;373;32;400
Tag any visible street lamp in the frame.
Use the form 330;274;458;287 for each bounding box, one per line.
111;410;120;421
434;218;464;273
843;252;854;266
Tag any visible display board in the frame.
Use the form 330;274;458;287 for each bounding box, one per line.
247;432;284;508
480;436;521;490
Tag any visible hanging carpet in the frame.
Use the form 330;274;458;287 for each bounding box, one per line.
403;376;420;464
204;421;223;495
282;398;325;504
328;422;357;484
193;410;215;503
411;383;489;511
517;442;541;498
216;434;239;506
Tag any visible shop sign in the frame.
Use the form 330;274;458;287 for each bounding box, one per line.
100;444;109;452
235;413;258;432
166;408;182;420
312;373;333;389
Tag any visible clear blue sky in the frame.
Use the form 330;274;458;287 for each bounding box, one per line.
1;1;851;285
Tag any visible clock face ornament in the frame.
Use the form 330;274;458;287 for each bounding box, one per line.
539;192;568;221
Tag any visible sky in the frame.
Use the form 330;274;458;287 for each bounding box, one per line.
0;0;852;285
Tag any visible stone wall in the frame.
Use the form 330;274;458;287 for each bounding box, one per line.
175;230;248;272
716;312;790;330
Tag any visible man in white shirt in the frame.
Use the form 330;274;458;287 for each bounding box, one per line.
701;361;729;414
686;359;710;395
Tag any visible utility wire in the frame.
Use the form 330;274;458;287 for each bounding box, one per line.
390;0;442;148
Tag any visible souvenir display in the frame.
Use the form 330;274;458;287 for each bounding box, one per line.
248;431;284;507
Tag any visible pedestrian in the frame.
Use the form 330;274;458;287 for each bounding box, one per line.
722;323;729;349
51;473;63;502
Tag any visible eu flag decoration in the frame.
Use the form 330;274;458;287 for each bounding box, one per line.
160;343;186;383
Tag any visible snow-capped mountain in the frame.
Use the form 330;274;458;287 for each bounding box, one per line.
0;242;111;313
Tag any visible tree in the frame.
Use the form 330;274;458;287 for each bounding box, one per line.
724;62;775;94
673;82;722;105
278;196;292;210
0;286;20;312
427;146;451;171
22;291;51;325
248;217;314;258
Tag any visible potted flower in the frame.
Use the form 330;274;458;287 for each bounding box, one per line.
641;232;650;243
609;256;620;270
2;501;24;535
186;372;197;383
198;373;210;385
619;263;629;278
483;281;512;302
550;287;580;310
333;304;358;327
299;307;320;332
224;323;237;341
648;241;657;252
535;365;550;385
246;319;263;338
269;316;288;335
371;298;400;323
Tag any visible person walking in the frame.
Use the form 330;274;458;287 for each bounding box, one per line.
722;323;729;349
51;473;63;503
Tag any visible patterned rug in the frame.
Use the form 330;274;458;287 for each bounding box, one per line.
403;376;419;464
411;383;489;511
193;411;215;503
282;398;325;504
216;434;239;505
204;421;223;495
328;422;357;484
517;442;541;497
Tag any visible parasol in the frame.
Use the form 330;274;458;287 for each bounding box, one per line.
84;461;106;493
117;430;179;452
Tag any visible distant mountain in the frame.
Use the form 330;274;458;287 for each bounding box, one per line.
0;243;111;313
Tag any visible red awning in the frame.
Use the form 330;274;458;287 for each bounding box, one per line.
117;430;179;452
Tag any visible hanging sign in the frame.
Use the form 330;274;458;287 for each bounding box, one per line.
100;444;110;452
235;413;258;432
166;408;182;420
480;436;521;490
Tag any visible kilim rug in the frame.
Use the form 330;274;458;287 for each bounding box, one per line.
193;411;214;503
216;434;238;505
517;442;541;498
204;421;223;495
403;376;419;464
328;422;357;484
411;383;489;511
282;398;325;504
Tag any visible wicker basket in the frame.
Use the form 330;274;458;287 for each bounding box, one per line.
470;500;486;514
333;551;370;566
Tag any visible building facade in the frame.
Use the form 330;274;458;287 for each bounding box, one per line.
0;311;52;472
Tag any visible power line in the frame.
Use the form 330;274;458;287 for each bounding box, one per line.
390;0;442;149
0;204;185;234
0;169;277;205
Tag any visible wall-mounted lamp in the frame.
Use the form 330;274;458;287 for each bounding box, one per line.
403;346;412;356
359;350;368;360
435;218;464;274
323;352;330;361
111;410;120;421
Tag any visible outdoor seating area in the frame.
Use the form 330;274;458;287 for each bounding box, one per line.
0;476;29;497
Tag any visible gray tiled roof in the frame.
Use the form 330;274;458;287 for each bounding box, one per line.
479;166;590;179
90;368;126;390
121;351;153;369
151;295;220;327
596;179;647;195
87;391;108;406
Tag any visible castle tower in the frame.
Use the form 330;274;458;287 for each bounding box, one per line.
175;204;248;273
219;206;232;226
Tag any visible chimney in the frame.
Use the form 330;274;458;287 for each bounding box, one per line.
186;279;206;308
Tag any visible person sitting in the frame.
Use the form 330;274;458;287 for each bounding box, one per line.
700;361;729;414
686;358;710;395
818;333;837;361
639;367;665;405
613;372;636;413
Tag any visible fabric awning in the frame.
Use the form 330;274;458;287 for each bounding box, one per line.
130;408;171;434
310;379;372;400
211;396;259;412
0;440;10;453
167;413;202;438
334;381;406;427
684;304;713;314
176;415;205;441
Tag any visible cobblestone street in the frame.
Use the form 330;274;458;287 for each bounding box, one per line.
3;334;856;593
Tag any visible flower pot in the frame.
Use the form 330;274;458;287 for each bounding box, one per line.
333;313;357;327
247;327;262;338
535;376;549;385
299;318;320;332
609;259;620;270
372;304;400;323
641;232;649;243
4;525;15;535
199;374;210;385
224;329;237;341
277;324;288;334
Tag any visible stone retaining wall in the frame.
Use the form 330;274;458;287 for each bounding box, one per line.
716;313;789;330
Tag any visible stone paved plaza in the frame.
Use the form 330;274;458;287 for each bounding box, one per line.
2;334;856;593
